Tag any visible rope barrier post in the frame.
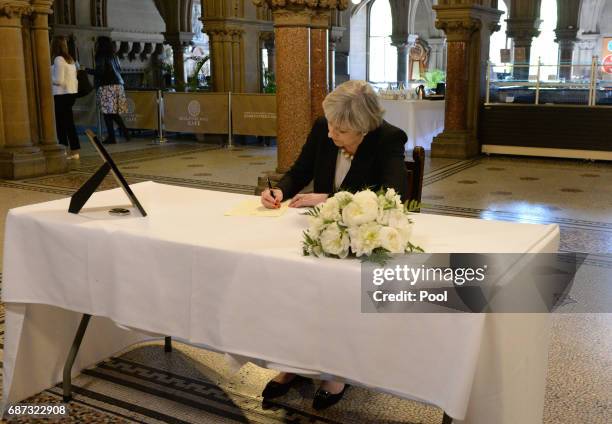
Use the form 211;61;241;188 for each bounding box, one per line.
155;89;167;144
227;91;234;149
588;55;597;106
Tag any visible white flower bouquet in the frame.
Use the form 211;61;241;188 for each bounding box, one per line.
303;188;424;264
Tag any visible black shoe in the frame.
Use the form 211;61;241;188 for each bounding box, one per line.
262;375;302;399
312;384;348;410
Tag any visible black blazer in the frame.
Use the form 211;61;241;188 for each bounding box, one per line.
276;117;410;201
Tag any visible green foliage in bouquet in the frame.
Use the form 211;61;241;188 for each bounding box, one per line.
302;188;424;265
424;69;445;89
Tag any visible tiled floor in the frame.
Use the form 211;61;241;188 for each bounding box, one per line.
1;135;610;423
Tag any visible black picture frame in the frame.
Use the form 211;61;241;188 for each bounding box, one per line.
68;129;147;217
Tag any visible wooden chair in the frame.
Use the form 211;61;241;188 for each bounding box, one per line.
405;146;425;205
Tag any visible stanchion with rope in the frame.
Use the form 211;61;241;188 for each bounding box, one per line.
151;89;167;145
226;91;234;149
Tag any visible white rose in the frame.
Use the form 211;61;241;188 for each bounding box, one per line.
397;225;413;250
333;191;354;208
384;188;402;207
387;209;411;230
320;223;350;258
319;197;341;222
386;210;413;248
377;208;390;225
378;226;404;253
342;190;379;227
307;216;325;239
348;222;382;257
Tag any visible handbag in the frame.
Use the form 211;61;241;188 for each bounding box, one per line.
76;69;93;98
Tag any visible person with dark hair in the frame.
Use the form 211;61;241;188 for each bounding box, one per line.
91;36;130;144
51;36;80;159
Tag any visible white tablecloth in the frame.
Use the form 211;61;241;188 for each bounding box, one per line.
2;182;559;423
381;99;445;150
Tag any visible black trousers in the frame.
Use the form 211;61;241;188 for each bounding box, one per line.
103;113;129;142
54;94;80;151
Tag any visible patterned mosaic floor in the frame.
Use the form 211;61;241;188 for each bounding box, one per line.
0;136;611;423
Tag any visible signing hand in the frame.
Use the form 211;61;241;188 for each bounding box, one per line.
261;188;283;209
288;193;329;208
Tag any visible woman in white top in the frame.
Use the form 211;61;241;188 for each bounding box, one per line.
51;36;80;159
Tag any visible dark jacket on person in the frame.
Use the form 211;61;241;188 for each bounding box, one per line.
276;117;410;201
91;55;124;88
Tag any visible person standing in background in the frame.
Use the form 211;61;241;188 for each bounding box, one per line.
51;36;80;159
91;36;130;144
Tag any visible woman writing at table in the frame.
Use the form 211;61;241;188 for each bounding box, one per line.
260;80;409;409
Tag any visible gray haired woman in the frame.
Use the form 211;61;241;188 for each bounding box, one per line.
259;80;409;409
262;80;409;210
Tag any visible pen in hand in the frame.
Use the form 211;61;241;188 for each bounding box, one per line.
267;177;279;208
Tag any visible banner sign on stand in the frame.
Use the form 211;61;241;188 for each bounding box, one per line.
163;92;229;134
121;91;158;130
231;94;277;137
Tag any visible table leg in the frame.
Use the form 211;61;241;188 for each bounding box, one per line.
164;336;172;352
63;314;92;402
442;412;453;424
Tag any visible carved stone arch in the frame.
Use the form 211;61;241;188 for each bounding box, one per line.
410;0;442;38
351;0;375;18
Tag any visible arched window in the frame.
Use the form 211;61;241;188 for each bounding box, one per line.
368;0;397;83
489;0;509;65
530;0;558;72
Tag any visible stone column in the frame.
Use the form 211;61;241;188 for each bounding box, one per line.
32;0;67;173
506;19;540;80
222;31;233;90
428;37;446;71
430;3;502;159
391;36;410;85
230;29;244;92
21;11;39;145
271;7;312;173
573;35;597;78
206;26;244;92
310;10;329;123
252;0;346;193
165;32;194;86
207;30;226;91
555;28;577;81
0;0;46;179
170;42;187;85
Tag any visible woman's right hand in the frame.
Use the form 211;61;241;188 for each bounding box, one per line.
261;188;283;209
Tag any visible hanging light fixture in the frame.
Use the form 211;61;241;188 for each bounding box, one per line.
351;0;362;4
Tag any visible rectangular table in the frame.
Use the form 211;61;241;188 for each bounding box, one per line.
381;99;445;150
2;182;559;423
